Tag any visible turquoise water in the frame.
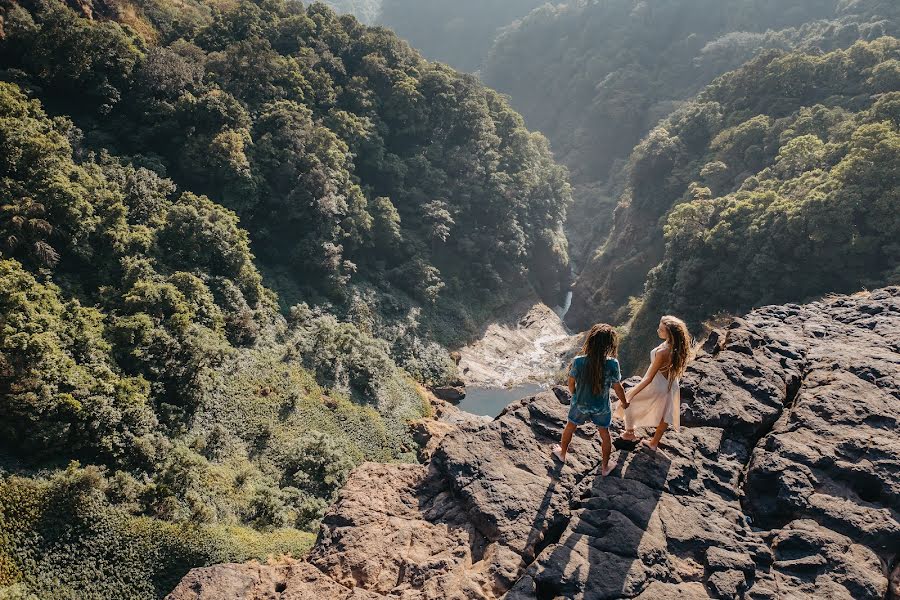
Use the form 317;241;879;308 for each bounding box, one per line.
456;383;545;417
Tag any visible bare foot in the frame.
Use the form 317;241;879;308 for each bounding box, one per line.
551;445;566;463
620;432;640;442
640;439;659;452
601;459;618;477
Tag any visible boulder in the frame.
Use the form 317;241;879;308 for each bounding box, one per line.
166;559;381;599
431;385;466;402
409;418;457;462
457;302;580;388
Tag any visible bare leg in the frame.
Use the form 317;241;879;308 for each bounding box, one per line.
621;402;639;441
598;427;617;476
553;421;577;461
641;421;669;451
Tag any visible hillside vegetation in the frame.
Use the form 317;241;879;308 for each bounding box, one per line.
0;0;570;597
482;0;900;261
2;0;899;596
573;38;900;368
2;0;571;343
323;0;380;24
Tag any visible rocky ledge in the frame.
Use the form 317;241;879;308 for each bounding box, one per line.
169;288;900;599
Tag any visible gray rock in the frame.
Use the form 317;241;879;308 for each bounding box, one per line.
431;385;466;402
769;520;887;600
705;547;754;574
706;569;746;598
168;288;900;600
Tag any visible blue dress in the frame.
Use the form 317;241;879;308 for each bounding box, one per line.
567;355;622;427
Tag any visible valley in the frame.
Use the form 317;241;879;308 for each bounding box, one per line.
0;0;898;598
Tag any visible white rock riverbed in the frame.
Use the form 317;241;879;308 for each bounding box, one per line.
457;301;582;388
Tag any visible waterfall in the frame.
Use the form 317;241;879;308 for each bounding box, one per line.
561;290;573;319
555;264;576;320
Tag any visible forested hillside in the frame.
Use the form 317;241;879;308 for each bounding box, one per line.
571;38;900;368
482;0;900;261
1;0;899;597
1;0;571;343
0;0;570;597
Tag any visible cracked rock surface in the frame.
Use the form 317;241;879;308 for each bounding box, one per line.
167;288;900;600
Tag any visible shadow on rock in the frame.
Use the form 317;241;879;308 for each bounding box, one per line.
506;448;672;599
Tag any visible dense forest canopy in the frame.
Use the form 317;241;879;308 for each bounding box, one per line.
375;0;899;269
322;0;380;24
1;0;571;341
0;72;419;600
482;0;900;261
1;0;899;597
0;0;571;596
575;37;900;368
377;0;899;372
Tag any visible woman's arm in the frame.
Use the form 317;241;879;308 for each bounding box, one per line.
567;358;579;395
626;348;669;399
613;381;628;408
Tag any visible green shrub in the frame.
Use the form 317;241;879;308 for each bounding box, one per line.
0;466;315;599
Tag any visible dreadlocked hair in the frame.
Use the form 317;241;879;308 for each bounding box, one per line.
578;323;619;395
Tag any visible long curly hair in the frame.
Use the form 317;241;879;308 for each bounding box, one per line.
579;323;619;395
660;315;692;390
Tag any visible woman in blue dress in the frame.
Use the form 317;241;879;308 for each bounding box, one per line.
552;323;629;476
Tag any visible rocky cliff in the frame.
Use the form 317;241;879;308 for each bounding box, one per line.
168;287;900;599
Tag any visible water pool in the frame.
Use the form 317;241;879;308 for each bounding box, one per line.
456;383;546;417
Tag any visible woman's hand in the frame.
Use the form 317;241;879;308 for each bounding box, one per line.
628;347;670;399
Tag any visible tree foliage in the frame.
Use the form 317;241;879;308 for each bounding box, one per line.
0;0;570;593
322;0;381;25
599;39;900;369
378;0;546;72
478;0;899;263
1;0;572;327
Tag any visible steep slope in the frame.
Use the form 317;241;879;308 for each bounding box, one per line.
0;0;574;596
323;0;380;25
0;0;571;349
0;80;433;598
482;0;900;263
566;37;900;370
169;286;900;599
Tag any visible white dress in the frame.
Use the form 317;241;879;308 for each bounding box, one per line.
614;343;680;431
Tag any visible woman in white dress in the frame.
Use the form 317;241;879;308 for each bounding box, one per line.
615;315;693;451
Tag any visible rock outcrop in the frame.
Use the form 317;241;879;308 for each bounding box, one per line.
430;385;467;402
169;288;900;600
458;302;581;388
